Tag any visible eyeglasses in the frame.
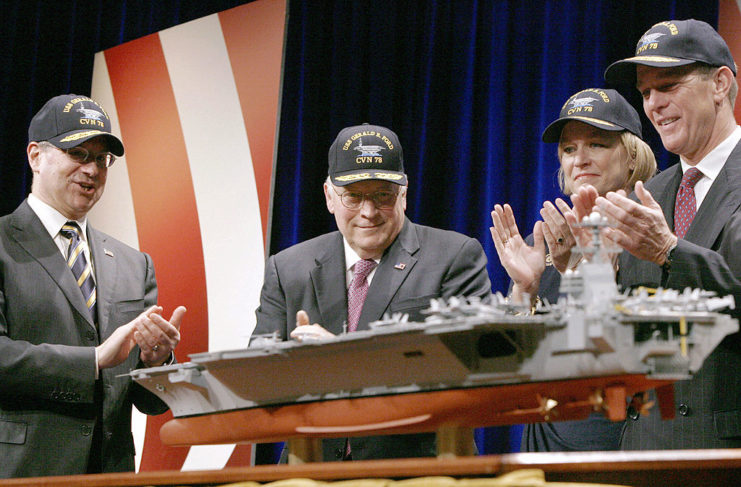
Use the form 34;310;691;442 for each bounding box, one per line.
63;146;116;168
331;185;401;210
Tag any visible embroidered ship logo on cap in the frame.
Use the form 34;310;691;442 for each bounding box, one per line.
76;103;105;122
569;96;599;109
353;137;385;157
637;32;666;50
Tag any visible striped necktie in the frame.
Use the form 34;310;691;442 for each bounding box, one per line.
60;222;97;321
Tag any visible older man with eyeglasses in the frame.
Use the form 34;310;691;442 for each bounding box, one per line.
0;94;186;478
253;123;491;462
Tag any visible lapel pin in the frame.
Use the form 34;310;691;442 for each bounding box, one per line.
394;263;406;270
104;248;114;257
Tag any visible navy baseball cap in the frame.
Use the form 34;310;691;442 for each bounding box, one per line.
328;124;407;187
541;88;642;143
28;94;124;156
605;19;736;85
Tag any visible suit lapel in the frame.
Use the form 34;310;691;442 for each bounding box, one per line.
88;226;117;337
310;233;349;335
9;201;96;330
654;165;682;232
357;219;419;330
685;141;741;248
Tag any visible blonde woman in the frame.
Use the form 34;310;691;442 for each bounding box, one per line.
491;88;657;452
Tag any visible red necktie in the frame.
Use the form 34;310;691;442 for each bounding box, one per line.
347;259;377;332
674;167;703;239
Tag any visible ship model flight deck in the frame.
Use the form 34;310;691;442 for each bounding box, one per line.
129;213;738;447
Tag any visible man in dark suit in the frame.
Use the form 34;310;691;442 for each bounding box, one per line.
572;19;741;449
0;94;186;478
254;124;491;461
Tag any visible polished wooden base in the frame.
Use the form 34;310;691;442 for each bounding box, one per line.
1;450;740;486
287;424;476;464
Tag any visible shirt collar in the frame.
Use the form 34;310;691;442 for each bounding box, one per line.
680;125;741;179
342;237;379;273
27;193;89;241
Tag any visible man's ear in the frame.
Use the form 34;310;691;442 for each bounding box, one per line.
713;66;734;105
400;184;408;211
324;182;336;214
27;142;42;173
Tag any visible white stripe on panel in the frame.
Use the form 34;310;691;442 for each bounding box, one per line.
89;51;148;473
159;16;263;351
89;52;141;251
181;444;237;471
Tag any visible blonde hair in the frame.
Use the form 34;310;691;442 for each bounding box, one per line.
557;130;657;195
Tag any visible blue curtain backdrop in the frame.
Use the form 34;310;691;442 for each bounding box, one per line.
0;0;720;456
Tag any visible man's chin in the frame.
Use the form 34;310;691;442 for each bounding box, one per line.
69;198;99;217
657;131;686;155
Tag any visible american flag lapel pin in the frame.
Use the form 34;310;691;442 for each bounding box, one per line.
394;262;406;270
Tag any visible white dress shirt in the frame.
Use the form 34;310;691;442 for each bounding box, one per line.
680;125;741;209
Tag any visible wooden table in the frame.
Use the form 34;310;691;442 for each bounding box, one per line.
1;449;740;486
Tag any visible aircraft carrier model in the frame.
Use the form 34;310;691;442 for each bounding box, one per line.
130;213;738;446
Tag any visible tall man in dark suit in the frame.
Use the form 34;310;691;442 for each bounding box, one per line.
0;94;186;478
254;124;491;461
573;19;741;449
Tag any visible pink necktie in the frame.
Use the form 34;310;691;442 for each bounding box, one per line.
344;258;377;459
347;259;377;332
674;168;703;239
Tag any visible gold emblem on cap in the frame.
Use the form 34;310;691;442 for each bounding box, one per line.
59;130;107;143
335;173;372;182
624;55;682;63
373;172;404;180
567;116;616;128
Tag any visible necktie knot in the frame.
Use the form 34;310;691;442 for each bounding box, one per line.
60;222;83;241
353;259;377;280
680;167;703;189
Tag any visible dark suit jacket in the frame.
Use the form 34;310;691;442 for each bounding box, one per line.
0;201;169;478
619;141;741;450
254;218;491;460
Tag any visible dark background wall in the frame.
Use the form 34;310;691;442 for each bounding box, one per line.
0;1;717;292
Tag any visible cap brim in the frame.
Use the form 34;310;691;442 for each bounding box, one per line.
49;130;125;156
331;170;408;187
541;117;623;143
604;56;696;85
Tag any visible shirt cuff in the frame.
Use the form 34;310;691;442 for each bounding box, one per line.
94;346;99;380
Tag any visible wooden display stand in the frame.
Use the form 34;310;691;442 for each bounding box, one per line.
287;425;475;464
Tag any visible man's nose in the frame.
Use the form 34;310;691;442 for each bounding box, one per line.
79;160;100;176
358;196;378;216
644;89;666;112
